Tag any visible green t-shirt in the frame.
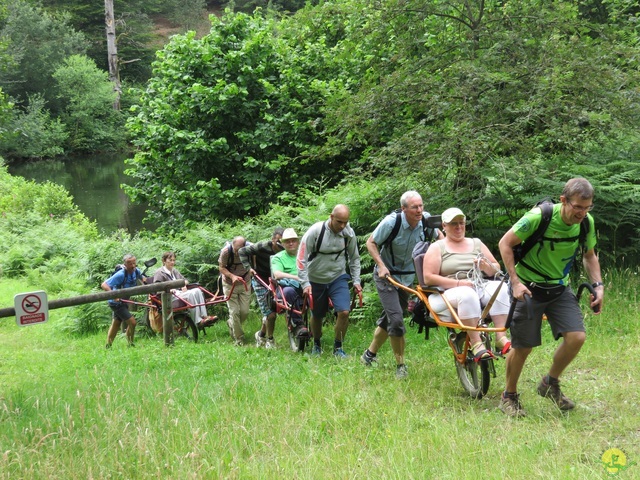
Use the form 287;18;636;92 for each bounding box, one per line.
270;250;298;276
513;203;596;285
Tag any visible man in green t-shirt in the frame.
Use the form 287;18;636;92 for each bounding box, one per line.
498;178;604;417
270;228;308;338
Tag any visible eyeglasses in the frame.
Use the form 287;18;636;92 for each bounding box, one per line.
445;221;466;228
567;200;594;212
406;204;423;211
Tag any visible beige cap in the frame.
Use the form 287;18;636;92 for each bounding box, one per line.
442;208;465;223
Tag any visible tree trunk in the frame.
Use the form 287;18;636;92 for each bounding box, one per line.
104;0;121;110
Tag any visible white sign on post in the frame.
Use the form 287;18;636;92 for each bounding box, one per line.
14;291;49;327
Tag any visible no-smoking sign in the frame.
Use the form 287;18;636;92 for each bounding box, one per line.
14;291;49;327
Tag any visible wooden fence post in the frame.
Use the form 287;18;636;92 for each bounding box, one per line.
161;291;174;346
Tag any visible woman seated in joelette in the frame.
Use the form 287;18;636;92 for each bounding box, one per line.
152;251;214;325
422;208;511;359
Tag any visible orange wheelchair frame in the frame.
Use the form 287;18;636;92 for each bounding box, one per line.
384;249;510;398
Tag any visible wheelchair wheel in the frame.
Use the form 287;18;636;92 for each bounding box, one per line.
288;330;309;353
287;310;309;353
453;332;491;399
288;328;299;352
174;314;198;343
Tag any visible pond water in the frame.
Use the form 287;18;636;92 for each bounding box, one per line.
8;153;155;234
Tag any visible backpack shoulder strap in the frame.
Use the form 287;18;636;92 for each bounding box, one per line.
579;216;590;252
226;243;234;269
308;222;327;262
381;210;402;248
520;201;553;260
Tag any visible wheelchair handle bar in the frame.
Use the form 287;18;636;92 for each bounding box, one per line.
505;293;533;330
576;282;599;313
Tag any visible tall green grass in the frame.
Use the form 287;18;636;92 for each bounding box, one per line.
1;273;638;479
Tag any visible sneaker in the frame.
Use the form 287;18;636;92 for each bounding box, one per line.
499;392;527;417
255;331;266;348
396;364;408;379
333;348;348;359
537;377;575;410
360;350;377;367
265;338;276;349
311;344;322;356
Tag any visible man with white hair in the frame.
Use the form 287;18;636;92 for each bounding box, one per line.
361;191;442;378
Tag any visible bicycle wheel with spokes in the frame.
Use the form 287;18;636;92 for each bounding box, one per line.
173;314;198;343
453;332;491;399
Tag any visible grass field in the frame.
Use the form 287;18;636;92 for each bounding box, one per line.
0;274;638;479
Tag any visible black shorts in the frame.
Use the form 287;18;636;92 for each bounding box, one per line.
109;303;133;322
510;286;585;349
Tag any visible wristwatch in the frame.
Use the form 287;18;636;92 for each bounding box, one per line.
592;282;604;288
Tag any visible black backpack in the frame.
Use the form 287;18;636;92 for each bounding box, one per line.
514;200;590;281
380;209;438;274
409;297;438;340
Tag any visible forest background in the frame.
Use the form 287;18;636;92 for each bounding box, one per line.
0;0;639;319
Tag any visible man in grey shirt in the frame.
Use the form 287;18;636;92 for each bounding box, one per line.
297;204;361;357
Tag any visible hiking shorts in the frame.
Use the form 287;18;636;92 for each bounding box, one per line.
310;274;351;320
510;286;585;349
374;274;409;337
109;302;133;322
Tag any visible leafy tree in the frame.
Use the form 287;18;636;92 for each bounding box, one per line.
223;0;315;14
316;1;640;249
0;0;87;109
0;94;68;159
52;55;124;152
126;9;359;225
0;87;12;139
38;0;211;83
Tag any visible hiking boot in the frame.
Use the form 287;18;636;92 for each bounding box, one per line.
311;344;322;356
396;364;408;379
499;392;527;417
333;348;348;359
360;350;377;367
265;338;276;349
255;331;266;348
537;377;575;410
